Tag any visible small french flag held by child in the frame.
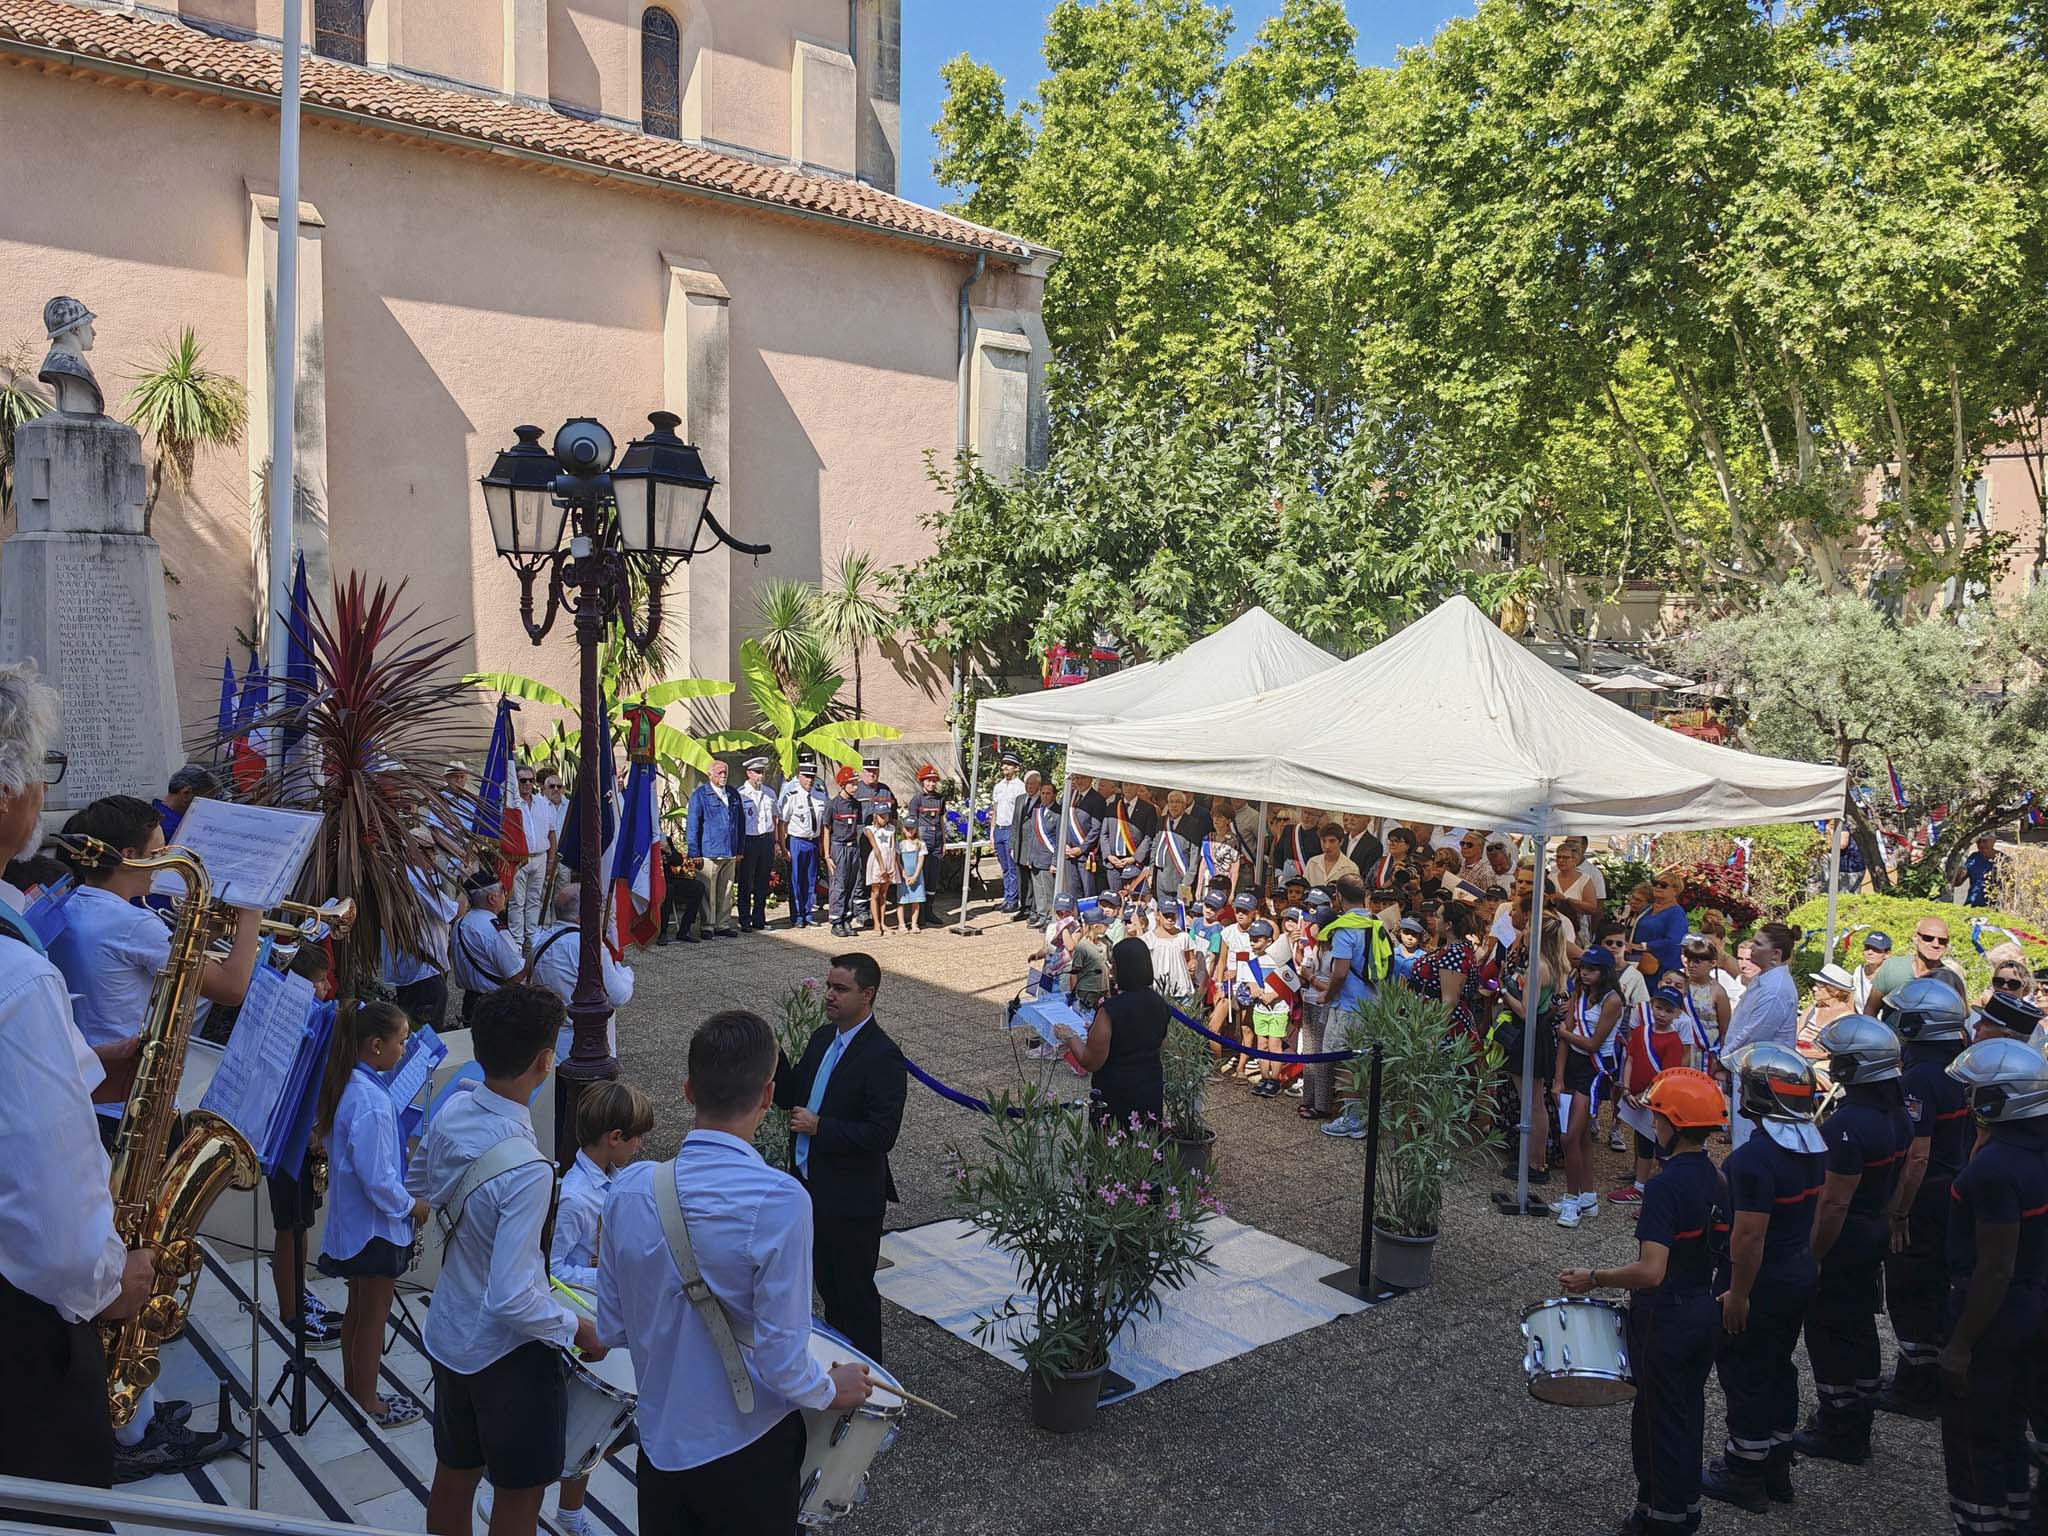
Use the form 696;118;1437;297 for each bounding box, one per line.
1246;956;1301;1005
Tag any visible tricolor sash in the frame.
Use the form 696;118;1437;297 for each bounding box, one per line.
1033;805;1056;853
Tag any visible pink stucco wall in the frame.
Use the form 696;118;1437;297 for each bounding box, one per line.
0;63;993;751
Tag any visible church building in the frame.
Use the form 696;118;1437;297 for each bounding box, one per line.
0;0;1052;752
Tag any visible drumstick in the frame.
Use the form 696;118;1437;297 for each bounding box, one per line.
830;1362;958;1421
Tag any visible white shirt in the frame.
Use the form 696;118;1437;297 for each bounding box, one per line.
1724;963;1798;1055
596;1133;834;1471
991;774;1029;830
449;908;522;994
526;793;566;857
1146;929;1199;996
47;885;170;1120
406;1083;577;1373
550;1150;612;1293
0;914;126;1321
322;1066;415;1263
1217;922;1251;982
1850;964;1877;1014
527;922;631;1058
776;780;825;841
738;779;778;837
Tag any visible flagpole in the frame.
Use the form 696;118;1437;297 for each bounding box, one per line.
1823;816;1842;964
265;0;304;765
953;730;980;937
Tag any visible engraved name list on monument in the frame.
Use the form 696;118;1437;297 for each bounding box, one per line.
52;557;152;802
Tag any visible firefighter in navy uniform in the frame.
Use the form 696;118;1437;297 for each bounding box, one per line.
826;766;865;937
1794;1013;1914;1465
1876;976;1975;1419
907;766;948;920
1559;1068;1728;1535
1938;1038;2048;1536
1702;1042;1826;1513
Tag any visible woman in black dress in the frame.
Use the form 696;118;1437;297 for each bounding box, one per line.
1058;936;1170;1130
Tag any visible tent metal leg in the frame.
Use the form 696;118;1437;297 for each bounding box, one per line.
1495;831;1552;1219
1255;799;1268;894
1823;815;1842;965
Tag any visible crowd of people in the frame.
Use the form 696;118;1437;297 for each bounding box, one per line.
0;655;923;1536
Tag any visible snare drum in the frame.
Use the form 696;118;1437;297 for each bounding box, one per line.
562;1347;638;1481
799;1325;904;1526
1520;1296;1634;1406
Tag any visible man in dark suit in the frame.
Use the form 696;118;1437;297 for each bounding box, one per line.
774;951;906;1357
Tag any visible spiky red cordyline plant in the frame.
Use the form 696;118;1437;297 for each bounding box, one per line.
197;575;488;997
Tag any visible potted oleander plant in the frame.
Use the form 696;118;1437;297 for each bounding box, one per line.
1340;988;1499;1290
1159;1020;1216;1177
949;1089;1218;1433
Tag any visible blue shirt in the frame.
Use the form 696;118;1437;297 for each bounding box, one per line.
48;885;171;1121
597;1132;835;1471
687;781;744;859
1965;850;1997;907
1631;903;1688;975
151;798;181;839
1634;1149;1722;1295
1329;924;1374;1013
322;1066;415;1263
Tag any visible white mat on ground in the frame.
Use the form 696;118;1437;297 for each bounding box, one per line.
878;1216;1367;1396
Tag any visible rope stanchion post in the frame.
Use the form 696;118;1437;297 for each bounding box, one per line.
953;730;981;938
1319;1040;1390;1303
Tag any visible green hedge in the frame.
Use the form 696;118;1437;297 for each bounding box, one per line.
1782;892;2048;998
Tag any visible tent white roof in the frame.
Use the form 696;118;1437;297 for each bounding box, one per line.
1065;596;1846;836
973;607;1337;747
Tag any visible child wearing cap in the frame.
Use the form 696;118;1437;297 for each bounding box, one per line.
1392;916;1427;985
1611;984;1701;1206
1209;892;1260;1077
1144;901;1204;1019
1096;892;1126;946
1069;907;1112;1015
894;808;928;933
1239;920;1291;1096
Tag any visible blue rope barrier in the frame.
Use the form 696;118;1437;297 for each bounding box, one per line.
1164;1001;1360;1064
901;1053;999;1115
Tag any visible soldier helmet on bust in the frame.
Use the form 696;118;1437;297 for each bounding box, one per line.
43;296;94;338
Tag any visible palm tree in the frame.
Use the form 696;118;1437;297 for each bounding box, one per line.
751;578;827;696
125;327;247;531
728;638;900;775
0;340;48;513
813;549;894;722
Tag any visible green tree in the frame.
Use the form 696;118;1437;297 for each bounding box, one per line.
750;578;826;696
812;550;895;722
124;327;247;531
1679;582;2048;890
724;638;900;776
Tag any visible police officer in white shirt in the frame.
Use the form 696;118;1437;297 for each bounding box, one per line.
775;757;829;929
598;1009;869;1535
408;984;604;1536
450;869;524;1025
0;665;156;1511
736;757;779;932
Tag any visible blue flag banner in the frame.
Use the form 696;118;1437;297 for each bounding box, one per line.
557;706;615;879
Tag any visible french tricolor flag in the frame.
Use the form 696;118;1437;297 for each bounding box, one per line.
1246;956;1301;1006
1887;756;1909;810
606;757;666;954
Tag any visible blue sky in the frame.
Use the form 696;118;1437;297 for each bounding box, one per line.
897;2;1476;209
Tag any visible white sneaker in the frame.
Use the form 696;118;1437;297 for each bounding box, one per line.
475;1484;492;1525
1608;1127;1627;1152
555;1509;592;1536
1578;1194;1600;1221
1555;1194;1582;1228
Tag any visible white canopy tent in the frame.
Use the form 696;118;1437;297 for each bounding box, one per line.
1065;596;1850;1215
954;608;1338;932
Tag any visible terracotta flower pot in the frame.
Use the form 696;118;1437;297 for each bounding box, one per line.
1029;1361;1108;1434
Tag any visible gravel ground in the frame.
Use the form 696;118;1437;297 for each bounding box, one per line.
610;901;1951;1536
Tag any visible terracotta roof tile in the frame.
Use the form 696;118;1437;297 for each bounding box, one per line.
0;0;1033;260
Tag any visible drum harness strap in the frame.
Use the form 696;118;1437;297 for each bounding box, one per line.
434;1136;549;1251
654;1159;757;1413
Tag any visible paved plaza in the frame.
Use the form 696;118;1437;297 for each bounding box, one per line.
618;898;1949;1536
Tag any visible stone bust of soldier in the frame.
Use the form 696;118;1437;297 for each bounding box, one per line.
37;295;104;418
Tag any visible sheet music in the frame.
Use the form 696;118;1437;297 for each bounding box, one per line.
386;1025;448;1110
150;798;320;910
201;966;317;1155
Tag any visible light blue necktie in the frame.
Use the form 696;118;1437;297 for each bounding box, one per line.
795;1032;849;1178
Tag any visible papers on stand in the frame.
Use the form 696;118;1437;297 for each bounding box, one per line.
151;798;320;910
1013;995;1090;1049
388;1025;450;1148
198;966;331;1175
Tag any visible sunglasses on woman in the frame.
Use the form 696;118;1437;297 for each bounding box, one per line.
1994;975;2029;992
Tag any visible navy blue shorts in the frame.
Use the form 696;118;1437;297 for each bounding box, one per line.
430;1340;566;1489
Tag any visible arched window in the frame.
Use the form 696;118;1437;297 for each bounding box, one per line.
313;0;366;65
641;8;681;139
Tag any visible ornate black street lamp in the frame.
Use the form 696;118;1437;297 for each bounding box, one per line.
480;414;767;1140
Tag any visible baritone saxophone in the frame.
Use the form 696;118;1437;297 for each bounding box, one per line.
58;835;261;1427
